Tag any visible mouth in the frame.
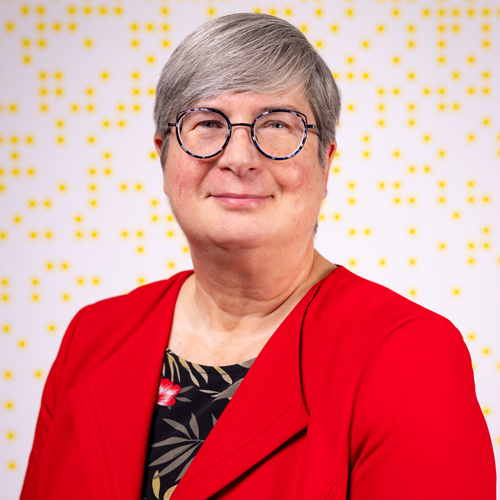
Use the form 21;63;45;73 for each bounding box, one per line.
211;193;271;207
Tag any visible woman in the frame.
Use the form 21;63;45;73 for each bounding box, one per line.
21;13;495;500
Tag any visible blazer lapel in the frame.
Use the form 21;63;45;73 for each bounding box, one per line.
66;272;192;500
171;287;315;500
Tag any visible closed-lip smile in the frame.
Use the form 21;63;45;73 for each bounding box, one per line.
212;193;269;199
211;192;271;207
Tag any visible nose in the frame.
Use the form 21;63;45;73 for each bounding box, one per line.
217;123;261;175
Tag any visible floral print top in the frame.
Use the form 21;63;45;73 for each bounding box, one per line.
141;348;255;500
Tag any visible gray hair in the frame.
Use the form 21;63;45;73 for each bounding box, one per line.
154;13;341;169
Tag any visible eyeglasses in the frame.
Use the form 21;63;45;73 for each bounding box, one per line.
166;107;318;161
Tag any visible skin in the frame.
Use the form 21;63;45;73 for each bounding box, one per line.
154;90;337;366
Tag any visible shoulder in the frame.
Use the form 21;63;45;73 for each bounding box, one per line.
312;265;456;335
54;271;193;386
303;265;465;369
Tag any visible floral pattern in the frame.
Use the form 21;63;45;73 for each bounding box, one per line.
141;348;255;500
157;379;181;407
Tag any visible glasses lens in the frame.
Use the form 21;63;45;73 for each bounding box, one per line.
178;110;228;157
254;111;306;159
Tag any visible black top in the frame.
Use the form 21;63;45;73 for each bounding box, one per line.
141;348;255;500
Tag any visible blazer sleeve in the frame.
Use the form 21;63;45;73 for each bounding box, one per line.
20;308;86;500
348;316;496;499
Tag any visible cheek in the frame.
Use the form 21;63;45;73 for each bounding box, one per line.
163;153;204;204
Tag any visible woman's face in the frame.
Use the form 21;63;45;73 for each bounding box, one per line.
155;91;336;252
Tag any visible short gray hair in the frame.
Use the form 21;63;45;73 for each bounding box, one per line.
154;13;341;169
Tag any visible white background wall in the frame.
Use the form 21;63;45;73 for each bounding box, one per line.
0;0;498;498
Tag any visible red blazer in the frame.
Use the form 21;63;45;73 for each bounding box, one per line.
21;266;496;499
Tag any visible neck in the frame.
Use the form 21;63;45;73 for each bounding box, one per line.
186;236;334;334
169;236;336;365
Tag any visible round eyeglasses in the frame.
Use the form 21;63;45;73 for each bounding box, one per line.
166;108;318;161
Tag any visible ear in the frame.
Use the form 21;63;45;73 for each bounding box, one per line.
154;133;164;159
322;140;337;199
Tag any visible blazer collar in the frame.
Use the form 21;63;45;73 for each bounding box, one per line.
67;271;313;500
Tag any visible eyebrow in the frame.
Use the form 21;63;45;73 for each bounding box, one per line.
255;104;302;114
195;103;303;116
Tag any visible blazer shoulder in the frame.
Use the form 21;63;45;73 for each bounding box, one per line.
55;271;193;386
79;270;192;325
320;265;449;328
304;266;460;364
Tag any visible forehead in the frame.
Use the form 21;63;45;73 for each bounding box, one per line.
190;89;314;121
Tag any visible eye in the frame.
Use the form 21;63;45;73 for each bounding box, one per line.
264;120;290;130
198;120;222;129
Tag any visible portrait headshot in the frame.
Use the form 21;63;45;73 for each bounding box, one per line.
0;2;498;499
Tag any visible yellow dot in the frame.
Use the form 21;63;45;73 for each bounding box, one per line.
453;287;460;295
482;407;491;417
47;324;56;333
331;24;339;33
4;370;13;380
438;242;446;250
92;277;100;285
7;461;17;471
58;183;67;192
6;430;16;440
115;6;123;15
17;339;27;349
137;246;145;254
84;38;93;48
62;292;71;301
34;369;44;379
61;262;69;271
167;261;175;269
207;7;216;17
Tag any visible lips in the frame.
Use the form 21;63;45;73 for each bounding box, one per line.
212;193;269;199
211;192;270;207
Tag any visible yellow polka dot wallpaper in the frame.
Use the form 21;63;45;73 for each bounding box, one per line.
0;0;499;497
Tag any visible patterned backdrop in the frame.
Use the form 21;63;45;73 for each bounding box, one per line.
0;0;499;497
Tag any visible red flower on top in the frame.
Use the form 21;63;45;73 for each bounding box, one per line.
157;378;181;406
